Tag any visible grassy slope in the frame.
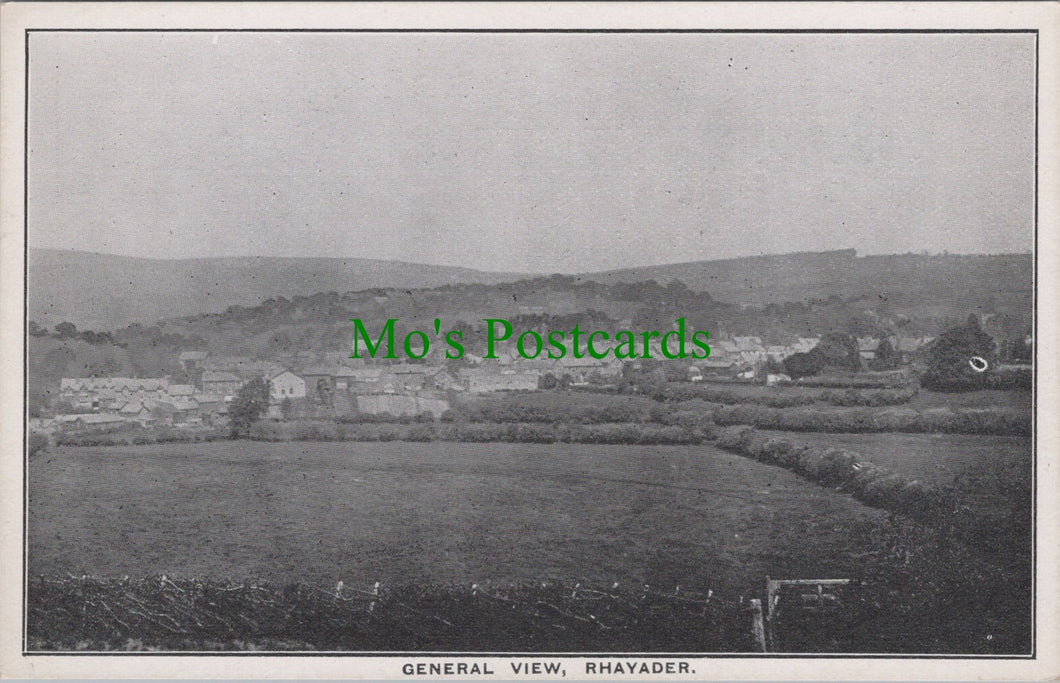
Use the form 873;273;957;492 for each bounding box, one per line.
28;249;525;330
29;441;886;594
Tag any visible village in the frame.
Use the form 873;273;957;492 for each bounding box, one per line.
32;330;940;437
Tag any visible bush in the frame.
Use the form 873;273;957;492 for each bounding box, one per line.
820;388;918;407
28;432;49;456
405;424;436;442
711;404;1029;436
716;425;755;451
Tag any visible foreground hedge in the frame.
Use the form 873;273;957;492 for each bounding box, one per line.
54;427;228;448
712;425;1031;565
715;425;944;520
27;577;749;652
250;421;705;445
712;404;1030;436
657;384;918;408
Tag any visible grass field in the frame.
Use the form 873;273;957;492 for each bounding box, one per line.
29;441;887;594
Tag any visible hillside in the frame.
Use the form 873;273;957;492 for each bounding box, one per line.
28;248;1032;333
582;249;1034;312
28;249;527;330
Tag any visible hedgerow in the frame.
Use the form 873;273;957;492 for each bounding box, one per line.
711;404;1029;436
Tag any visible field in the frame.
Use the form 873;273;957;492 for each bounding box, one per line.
29;441;888;595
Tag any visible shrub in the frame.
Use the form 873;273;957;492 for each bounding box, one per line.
716;425;755;451
28;432;49;456
711;404;1029;436
405;424;436;442
861;475;908;508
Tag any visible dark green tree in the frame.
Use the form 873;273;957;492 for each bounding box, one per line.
54;321;78;339
921;314;998;391
816;332;862;372
229;377;271;438
871;338;897;371
783;349;825;379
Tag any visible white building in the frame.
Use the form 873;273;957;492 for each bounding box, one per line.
269;370;307;401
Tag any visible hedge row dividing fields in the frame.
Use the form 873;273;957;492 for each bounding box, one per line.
711;426;1031;562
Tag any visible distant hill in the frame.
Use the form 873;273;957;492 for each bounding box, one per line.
27;248;1032;334
28;249;526;331
580;249;1033;313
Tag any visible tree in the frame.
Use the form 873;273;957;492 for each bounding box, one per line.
229;377;271;438
280;396;295;421
28;321;48;337
921;315;998;391
816;332;862;372
871;338;897;371
783;349;825;379
54;321;78;339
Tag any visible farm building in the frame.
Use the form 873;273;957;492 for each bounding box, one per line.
54;413;128;432
554;356;624;384
857;337;880;361
167;384;196;398
462;368;541;393
269;370;307;400
177;350;210;371
356;393;450;419
201;371;243;396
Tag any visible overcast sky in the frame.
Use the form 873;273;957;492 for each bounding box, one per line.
28;32;1035;273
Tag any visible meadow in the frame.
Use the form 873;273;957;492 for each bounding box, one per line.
29;441;888;595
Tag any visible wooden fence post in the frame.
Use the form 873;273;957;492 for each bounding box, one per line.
749;598;768;653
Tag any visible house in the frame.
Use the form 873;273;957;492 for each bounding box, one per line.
791;337;820;354
118;400;153;425
59;377;170;410
857;337;881;361
167;384;196;399
429;369;464;392
195;393;224;418
299;365;339;397
554;356;624;384
766;373;792;386
342;367;385;392
269;370;307;401
462;368;541;393
711;340;740;363
688;366;703;382
169;399;201;424
733;337;767;364
695;358;737;376
66;413;128;431
201;371;243;396
178;350;210;371
356;393;450;419
887;336;935;364
766;345;790;362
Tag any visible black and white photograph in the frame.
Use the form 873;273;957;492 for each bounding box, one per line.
1;2;1057;679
